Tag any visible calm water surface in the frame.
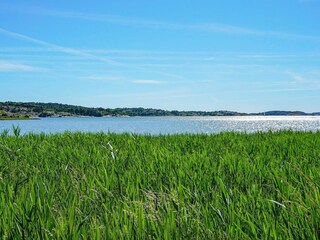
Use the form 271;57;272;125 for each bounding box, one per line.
1;116;320;134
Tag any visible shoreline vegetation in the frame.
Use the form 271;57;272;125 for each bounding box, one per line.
0;116;38;121
1;101;320;120
0;130;319;238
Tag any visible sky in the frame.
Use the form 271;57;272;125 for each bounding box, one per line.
0;0;320;112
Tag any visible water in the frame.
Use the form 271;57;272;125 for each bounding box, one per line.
1;116;320;135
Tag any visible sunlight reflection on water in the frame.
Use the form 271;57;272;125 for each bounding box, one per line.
1;116;320;134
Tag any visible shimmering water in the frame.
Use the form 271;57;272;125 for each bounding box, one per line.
1;116;320;134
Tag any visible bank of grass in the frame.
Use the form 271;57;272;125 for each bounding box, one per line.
0;130;320;239
0;116;32;120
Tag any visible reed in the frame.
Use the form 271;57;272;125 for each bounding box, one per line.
0;129;319;239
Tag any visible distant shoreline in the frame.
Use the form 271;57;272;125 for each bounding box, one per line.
0;117;39;121
1;101;319;119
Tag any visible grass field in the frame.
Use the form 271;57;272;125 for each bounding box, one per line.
0;129;320;239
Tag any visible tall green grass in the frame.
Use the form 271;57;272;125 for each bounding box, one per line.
0;130;320;239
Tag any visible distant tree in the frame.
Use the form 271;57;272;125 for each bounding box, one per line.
33;107;43;113
39;112;53;117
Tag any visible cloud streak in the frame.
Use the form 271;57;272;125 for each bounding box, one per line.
131;80;165;84
0;28;122;66
299;0;319;3
2;47;320;63
84;76;123;82
255;87;320;93
83;76;168;85
4;6;320;41
0;27;183;79
95;90;209;100
0;61;45;72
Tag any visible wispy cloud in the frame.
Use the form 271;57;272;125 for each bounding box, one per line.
83;76;168;85
285;70;320;85
299;0;319;3
80;75;171;85
3;6;320;41
285;70;305;83
0;28;122;66
95;90;209;100
131;80;165;84
0;47;52;52
0;27;183;79
0;60;45;72
2;47;319;63
84;76;123;82
253;69;320;93
255;87;320;93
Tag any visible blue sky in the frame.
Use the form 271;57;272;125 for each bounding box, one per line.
0;0;319;112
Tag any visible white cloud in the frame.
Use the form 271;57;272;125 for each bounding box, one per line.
131;80;165;84
82;76;170;85
0;61;45;72
299;0;319;3
4;7;320;41
84;76;122;81
94;89;208;100
284;70;320;85
0;28;183;79
0;28;121;66
255;87;320;93
285;70;306;83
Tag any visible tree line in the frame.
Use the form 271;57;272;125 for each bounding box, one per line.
0;102;244;117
